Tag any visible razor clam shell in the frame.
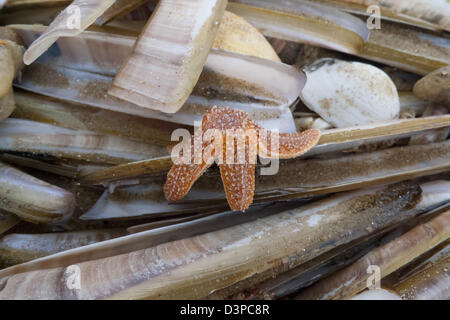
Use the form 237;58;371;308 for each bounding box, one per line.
359;21;450;75
94;10;281;62
3;180;447;297
415;181;450;212
226;181;450;299
0;182;422;299
22;0;116;65
253;140;450;202
194;140;450;205
95;0;149;26
394;246;450;300
80;140;450;220
11;25;302;132
0;201;302;279
0;4;64;25
0;118;168;165
108;0;228;113
319;0;450;32
0;153;106;179
80;156;173;186
228;2;449;75
215;226;385;299
80;121;450;189
295;210;450;300
0;161;75;224
395;240;450;282
0;153;80;178
0;229;126;267
79;182;226;221
126;211;223;234
0;211;20;235
12;90;188;146
4;0;70;9
227;0;370;54
311;0;449;32
409;105;450;145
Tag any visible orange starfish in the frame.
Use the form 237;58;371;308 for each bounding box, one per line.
164;107;321;211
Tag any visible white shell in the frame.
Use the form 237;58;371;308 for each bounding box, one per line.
300;58;400;128
350;289;401;300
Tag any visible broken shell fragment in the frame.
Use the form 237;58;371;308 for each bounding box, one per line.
300;58;400;128
413;66;450;105
108;0;228;113
0;161;75;224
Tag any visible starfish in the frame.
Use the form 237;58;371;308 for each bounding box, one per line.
164;107;321;211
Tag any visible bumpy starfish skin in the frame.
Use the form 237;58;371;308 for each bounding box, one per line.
164;107;321;211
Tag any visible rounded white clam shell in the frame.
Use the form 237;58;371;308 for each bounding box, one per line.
300;59;400;128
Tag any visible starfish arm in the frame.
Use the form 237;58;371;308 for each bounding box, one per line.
164;139;215;202
258;128;321;159
219;163;256;212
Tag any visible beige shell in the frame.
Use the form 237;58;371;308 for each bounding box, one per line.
213;11;280;62
0;161;75;224
413;66;450;104
300;58;400;128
